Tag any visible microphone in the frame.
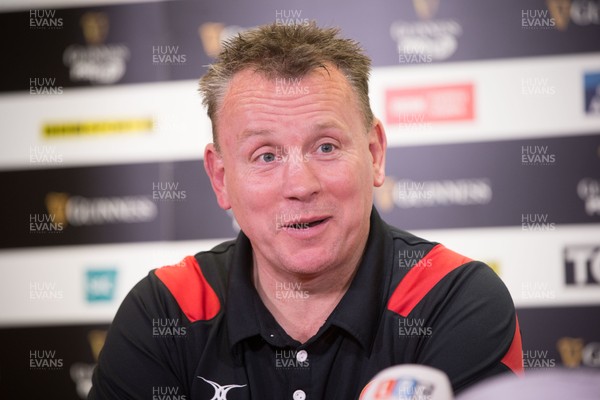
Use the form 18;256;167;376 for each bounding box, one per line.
359;364;454;400
456;368;600;400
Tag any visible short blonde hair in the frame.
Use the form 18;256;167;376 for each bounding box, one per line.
199;21;374;150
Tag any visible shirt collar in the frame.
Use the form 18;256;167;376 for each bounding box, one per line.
225;232;263;347
226;232;290;348
226;207;393;352
324;207;393;352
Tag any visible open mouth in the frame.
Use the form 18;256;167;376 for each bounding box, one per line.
284;217;329;230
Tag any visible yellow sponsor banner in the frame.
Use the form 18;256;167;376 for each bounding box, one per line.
486;260;501;276
42;118;153;138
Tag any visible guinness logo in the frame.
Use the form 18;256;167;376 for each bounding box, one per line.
64;11;129;84
198;23;247;58
199;22;225;58
45;192;69;226
80;12;109;45
413;0;440;19
546;0;572;30
557;337;584;367
44;192;158;227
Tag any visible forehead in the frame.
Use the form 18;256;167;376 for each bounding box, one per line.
215;66;361;137
229;64;351;89
220;65;355;111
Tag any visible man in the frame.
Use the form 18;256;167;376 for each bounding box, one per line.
89;22;522;399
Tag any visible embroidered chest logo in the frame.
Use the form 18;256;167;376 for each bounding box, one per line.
198;376;246;400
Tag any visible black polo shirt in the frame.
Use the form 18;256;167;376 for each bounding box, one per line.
89;208;522;400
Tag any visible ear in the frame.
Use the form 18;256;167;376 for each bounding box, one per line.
368;118;387;188
204;143;232;210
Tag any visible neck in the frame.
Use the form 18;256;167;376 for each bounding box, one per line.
252;247;364;343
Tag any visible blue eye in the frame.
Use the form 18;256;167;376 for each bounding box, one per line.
259;152;276;163
319;143;335;153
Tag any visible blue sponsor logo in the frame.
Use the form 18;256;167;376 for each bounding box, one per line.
85;269;117;302
584;72;600;115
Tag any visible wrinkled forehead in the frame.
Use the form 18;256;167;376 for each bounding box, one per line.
217;67;358;130
223;64;354;100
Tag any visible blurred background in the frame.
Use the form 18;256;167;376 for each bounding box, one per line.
0;0;599;397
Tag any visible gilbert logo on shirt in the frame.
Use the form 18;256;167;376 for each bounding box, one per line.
198;377;246;400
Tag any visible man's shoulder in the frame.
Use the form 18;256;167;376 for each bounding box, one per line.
383;221;503;317
384;221;437;250
384;220;474;266
148;239;237;323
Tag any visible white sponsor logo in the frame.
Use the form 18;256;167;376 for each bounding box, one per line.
565;245;600;285
390;19;462;61
66;195;157;226
394;178;492;208
577;178;600;216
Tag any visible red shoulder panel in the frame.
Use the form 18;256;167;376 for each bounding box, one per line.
154;256;221;322
387;244;472;317
501;316;524;375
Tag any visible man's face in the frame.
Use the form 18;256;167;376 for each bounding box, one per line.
204;66;386;276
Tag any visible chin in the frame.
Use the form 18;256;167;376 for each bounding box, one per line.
277;250;336;276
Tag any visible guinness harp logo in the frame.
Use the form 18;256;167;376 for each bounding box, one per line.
45;192;69;227
88;330;108;361
199;22;225;58
199;23;247;58
546;0;572;31
80;12;109;45
556;337;584;367
413;0;440;19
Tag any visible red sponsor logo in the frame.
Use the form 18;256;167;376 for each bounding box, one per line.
386;83;475;125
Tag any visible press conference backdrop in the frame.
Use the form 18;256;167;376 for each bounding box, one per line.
0;0;599;397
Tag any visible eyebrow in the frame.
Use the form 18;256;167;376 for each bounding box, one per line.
312;121;346;132
238;128;275;142
237;121;347;142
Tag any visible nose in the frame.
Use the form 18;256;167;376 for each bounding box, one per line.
281;154;321;201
